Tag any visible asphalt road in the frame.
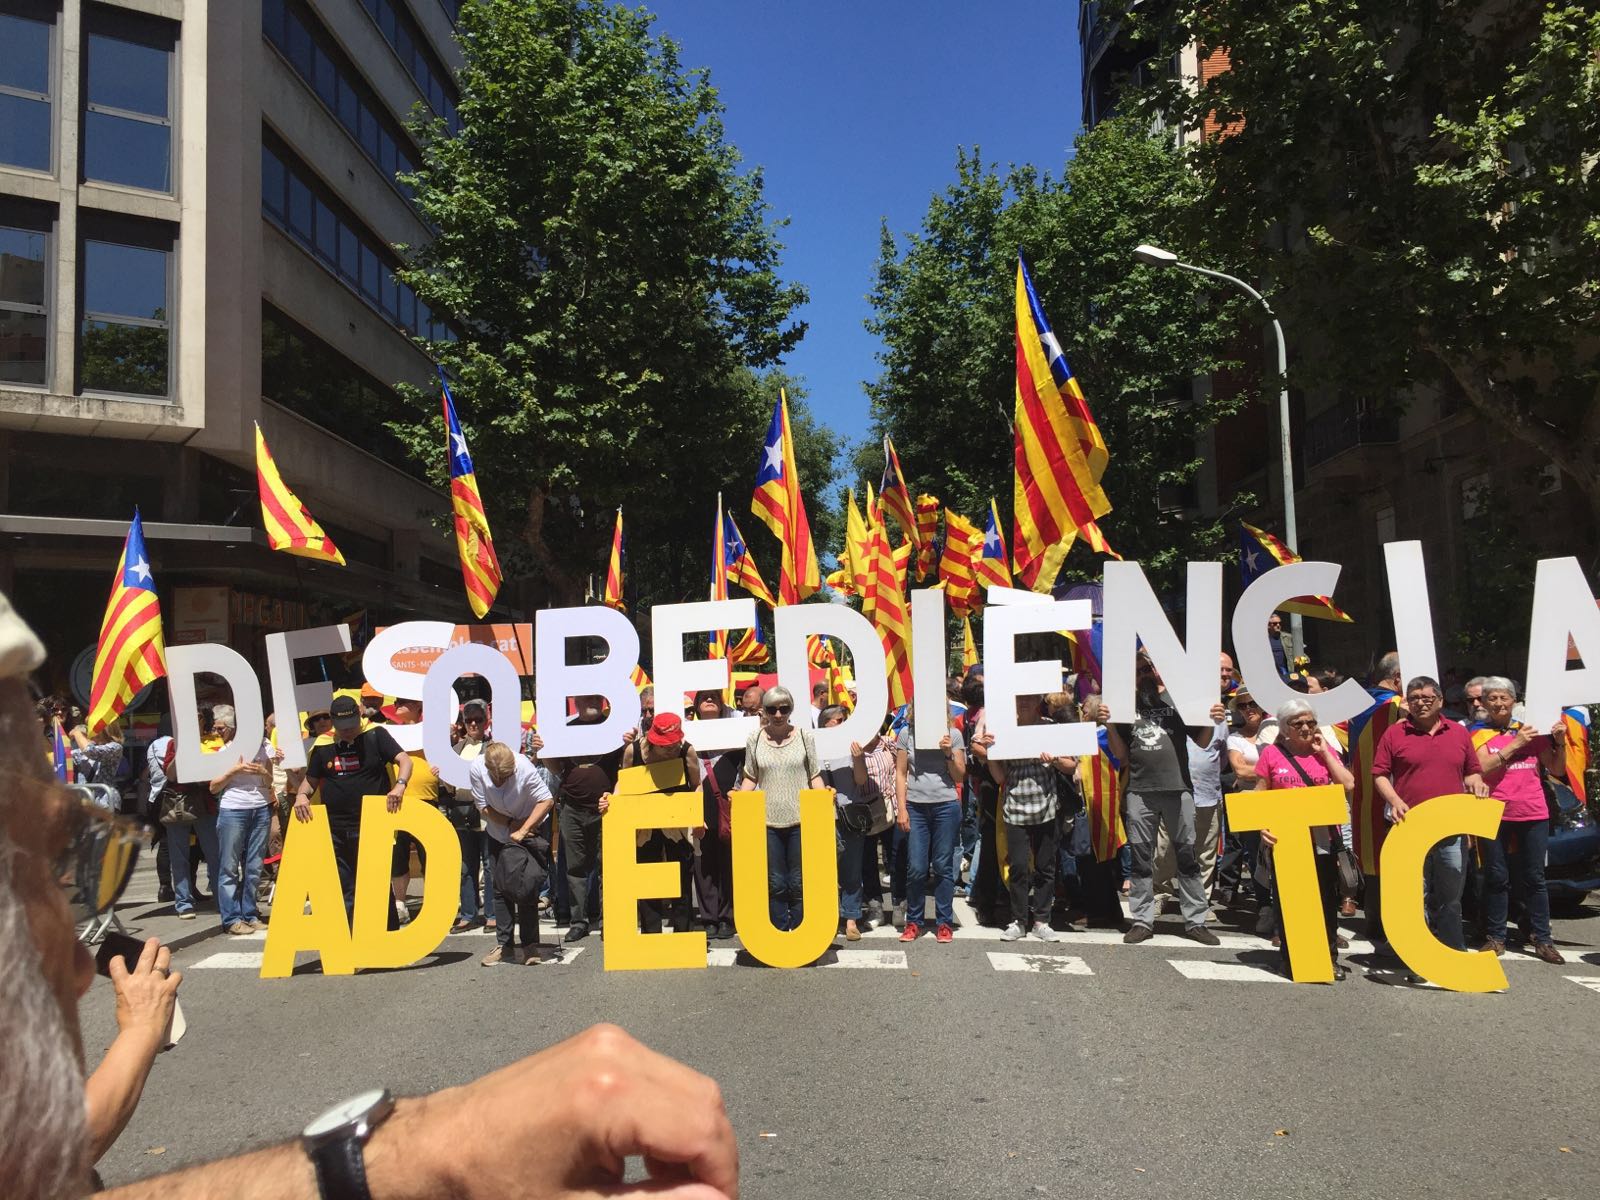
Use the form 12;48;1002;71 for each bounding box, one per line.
82;861;1600;1199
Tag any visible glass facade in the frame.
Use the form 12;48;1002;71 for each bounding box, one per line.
81;235;170;396
82;17;175;193
0;6;53;173
358;0;461;132
262;140;453;343
262;0;422;203
0;221;49;385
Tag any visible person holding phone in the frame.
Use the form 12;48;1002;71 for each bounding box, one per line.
85;936;183;1165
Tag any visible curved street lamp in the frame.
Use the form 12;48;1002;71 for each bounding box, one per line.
1133;243;1302;660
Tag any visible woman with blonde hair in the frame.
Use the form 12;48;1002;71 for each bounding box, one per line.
738;685;824;932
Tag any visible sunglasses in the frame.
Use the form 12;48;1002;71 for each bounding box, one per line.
55;786;145;925
764;704;792;716
1287;718;1319;729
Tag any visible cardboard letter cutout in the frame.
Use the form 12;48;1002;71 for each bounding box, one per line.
349;797;462;969
1382;541;1439;685
166;643;265;784
983;600;1098;759
264;624;353;767
535;606;640;757
1225;784;1348;982
731;789;839;967
910;588;951;748
362;621;454;751
774;604;887;758
601;761;708;971
1522;556;1600;729
423;643;522;789
1380;795;1508;992
1231;564;1370;726
260;808;354;978
654;599;760;752
1102;561;1223;725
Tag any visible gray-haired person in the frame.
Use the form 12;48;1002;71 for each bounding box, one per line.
207;704;274;934
737;685;824;932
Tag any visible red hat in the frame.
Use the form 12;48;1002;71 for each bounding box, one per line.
645;711;684;747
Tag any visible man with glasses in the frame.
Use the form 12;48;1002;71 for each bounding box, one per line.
1371;675;1490;953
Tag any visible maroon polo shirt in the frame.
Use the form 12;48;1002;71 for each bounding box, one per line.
1370;715;1479;807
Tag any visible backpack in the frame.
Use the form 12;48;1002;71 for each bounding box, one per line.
156;741;213;826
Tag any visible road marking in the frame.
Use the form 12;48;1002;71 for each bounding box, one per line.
1565;975;1600;995
1167;959;1288;984
987;952;1094;975
191;952;264;969
532;945;585;967
707;948;740;967
821;949;907;969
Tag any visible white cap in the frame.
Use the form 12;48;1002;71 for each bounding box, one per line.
0;590;44;681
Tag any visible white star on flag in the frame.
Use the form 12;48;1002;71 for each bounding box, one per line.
1244;548;1260;573
984;525;1002;551
1041;329;1065;364
764;441;784;475
451;431;470;461
128;556;151;583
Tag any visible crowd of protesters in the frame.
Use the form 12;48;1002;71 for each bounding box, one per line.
35;622;1588;976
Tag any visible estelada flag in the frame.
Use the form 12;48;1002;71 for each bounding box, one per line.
751;389;820;604
1238;521;1353;622
1563;706;1590;803
1011;253;1111;591
87;510;166;734
879;435;919;552
603;508;626;612
442;373;502;618
1084;730;1127;863
254;424;345;565
974;498;1011;594
1347;688;1404;874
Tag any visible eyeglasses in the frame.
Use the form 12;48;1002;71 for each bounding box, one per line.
764;704;792;716
1407;695;1440;706
1287;718;1319;729
464;714;485;724
53;785;146;925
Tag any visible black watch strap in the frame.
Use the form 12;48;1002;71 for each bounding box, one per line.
309;1135;372;1200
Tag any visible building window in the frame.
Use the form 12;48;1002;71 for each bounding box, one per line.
0;218;50;386
261;138;453;344
81;234;171;397
83;13;176;193
358;0;461;132
0;3;54;173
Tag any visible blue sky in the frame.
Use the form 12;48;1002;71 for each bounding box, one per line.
650;1;1084;452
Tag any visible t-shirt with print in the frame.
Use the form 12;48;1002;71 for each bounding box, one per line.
1255;743;1339;852
216;739;274;811
1112;689;1193;795
305;726;403;828
897;726;964;805
1472;726;1552;822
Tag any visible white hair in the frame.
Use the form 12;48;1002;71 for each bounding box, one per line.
1276;697;1318;727
211;703;237;730
761;685;795;709
1479;676;1517;699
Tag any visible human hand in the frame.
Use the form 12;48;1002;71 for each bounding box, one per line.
1260;829;1278;847
108;937;181;1049
293;794;313;823
1311;730;1326;756
1550;720;1567;742
850;741;864;761
387;785;405;813
1388;796;1409;823
1466;776;1491;798
1512;725;1534;750
977;732;996;749
939;733;952;752
1208;702;1227;723
530;731;545;755
896;810;910;834
386;1024;737;1200
622;728;638;744
1092;703;1110;725
598;793;612;815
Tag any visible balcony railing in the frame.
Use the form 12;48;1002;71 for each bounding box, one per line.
1303;400;1400;468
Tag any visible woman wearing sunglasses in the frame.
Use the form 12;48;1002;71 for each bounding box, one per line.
738;685;824;932
1254;697;1356;980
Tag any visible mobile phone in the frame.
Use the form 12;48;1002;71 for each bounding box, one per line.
95;931;148;978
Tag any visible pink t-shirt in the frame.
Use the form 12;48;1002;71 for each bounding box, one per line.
1474;727;1551;822
1256;744;1338;852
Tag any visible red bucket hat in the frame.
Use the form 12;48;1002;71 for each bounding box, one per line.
645;711;684;747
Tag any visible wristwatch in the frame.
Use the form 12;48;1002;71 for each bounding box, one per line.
302;1088;394;1200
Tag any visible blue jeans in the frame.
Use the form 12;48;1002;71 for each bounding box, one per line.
1424;834;1468;951
906;801;961;927
1480;818;1552;944
456;828;483;923
167;814;219;915
836;821;864;920
216;806;271;927
767;825;805;931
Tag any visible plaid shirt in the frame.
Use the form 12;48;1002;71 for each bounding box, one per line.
1001;757;1059;826
863;739;898;818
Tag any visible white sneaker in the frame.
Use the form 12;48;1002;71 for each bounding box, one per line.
1000;921;1024;941
1031;922;1060;943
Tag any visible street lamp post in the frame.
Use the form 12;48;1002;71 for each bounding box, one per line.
1132;243;1303;661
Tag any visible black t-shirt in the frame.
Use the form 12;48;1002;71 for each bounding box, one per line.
1111;689;1194;795
550;716;623;812
306;726;403;826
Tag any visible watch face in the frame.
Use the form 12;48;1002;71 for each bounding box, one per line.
304;1089;389;1139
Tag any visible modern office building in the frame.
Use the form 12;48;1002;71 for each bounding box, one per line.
0;0;484;697
1075;0;1584;674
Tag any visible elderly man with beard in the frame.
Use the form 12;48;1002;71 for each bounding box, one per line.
0;592;739;1200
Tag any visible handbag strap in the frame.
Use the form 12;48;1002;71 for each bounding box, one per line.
1281;746;1319;788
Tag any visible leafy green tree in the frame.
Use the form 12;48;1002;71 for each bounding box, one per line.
392;0;824;611
1122;1;1600;544
864;119;1262;590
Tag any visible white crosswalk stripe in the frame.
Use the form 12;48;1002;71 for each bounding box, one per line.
1167;960;1288;984
987;952;1094;975
1565;975;1600;995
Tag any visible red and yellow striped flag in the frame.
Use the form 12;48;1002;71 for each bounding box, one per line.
939;509;983;617
872;541;913;709
962;616;979;670
603;508;625;612
1083;750;1127;863
1012;254;1111;592
254;424;345;565
1239;521;1352;622
442;374;502;618
974;498;1011;594
87;511;166;734
878;435;919;553
914;494;941;581
1081;518;1123;562
752;389;820;604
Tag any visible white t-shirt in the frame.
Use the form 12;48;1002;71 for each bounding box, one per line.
470;755;552;844
1226;733;1261;771
217;738;273;810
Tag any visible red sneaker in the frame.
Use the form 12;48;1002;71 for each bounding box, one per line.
935;923;953;943
899;922;920;942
